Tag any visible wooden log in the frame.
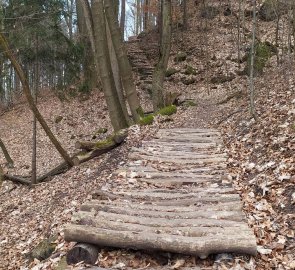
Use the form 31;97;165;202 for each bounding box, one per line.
73;147;116;165
75;129;128;151
112;190;238;200
75;141;99;151
66;243;99;265
0;165;4;184
126;171;221;179
0;138;14;167
78;211;245;227
154;138;221;143
4;174;31;185
155;135;221;141
131;148;227;158
77;204;243;221
158;128;219;133
134;177;224;186
64;225;257;258
73;212;251;237
37;161;69;182
125;165;223;174
82;200;243;213
91;190;240;203
129;154;227;164
141;141;218;148
73;130;127;165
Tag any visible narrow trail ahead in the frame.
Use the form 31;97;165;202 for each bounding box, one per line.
65;128;257;262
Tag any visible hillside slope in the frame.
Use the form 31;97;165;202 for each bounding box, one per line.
0;1;294;269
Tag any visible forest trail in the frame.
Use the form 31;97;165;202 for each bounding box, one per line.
64;128;257;261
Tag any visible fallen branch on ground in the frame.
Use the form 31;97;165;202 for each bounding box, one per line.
73;129;128;165
2;129;128;185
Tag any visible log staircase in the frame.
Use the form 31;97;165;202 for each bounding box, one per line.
126;39;154;91
64;128;257;265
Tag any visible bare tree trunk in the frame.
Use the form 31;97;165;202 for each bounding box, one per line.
91;0;129;131
152;0;172;110
237;0;242;68
31;37;39;185
183;0;187;30
143;0;149;31
76;0;97;89
120;0;126;40
104;0;143;121
0;164;3;185
0;33;74;166
106;21;131;124
0;138;13;167
249;0;257;120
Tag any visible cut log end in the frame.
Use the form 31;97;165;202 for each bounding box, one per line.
66;243;99;265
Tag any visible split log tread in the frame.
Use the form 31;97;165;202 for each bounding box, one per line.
65;128;257;261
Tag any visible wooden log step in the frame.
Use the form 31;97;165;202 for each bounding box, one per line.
154;138;221;144
130;150;227;159
155;134;221;140
133;178;226;186
64;225;257;258
125;165;224;174
76;204;243;221
72;211;250;236
126;172;222;180
155;133;221;139
130;148;227;158
158;128;219;133
111;192;239;202
90;190;240;203
73;211;246;228
129;154;227;164
141;141;218;148
82;200;243;213
125;171;224;179
139;147;221;155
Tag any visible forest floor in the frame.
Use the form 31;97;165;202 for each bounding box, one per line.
0;2;294;270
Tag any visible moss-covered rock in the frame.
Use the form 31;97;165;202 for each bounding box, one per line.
165;67;179;77
174;52;187;63
139;115;154;126
29;236;57;261
157;105;177;116
245;41;276;76
184;65;197;75
259;0;288;21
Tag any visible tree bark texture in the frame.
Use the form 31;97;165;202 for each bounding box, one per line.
152;0;172;110
65;224;257;259
120;0;126;40
0;138;14;167
66;243;99;265
104;0;143;121
76;0;97;89
91;0;129;131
